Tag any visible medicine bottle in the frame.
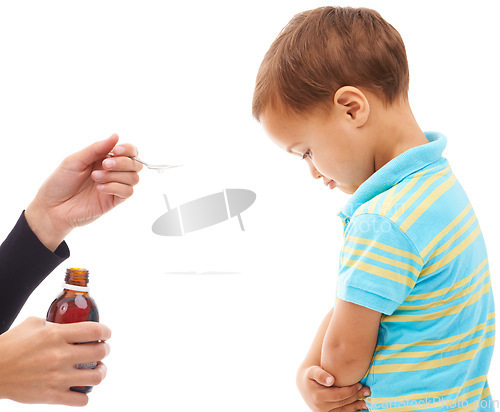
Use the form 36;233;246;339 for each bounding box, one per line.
46;268;99;393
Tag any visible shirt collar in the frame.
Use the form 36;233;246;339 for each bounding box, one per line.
338;131;447;222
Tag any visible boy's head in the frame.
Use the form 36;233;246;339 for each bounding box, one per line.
253;7;413;194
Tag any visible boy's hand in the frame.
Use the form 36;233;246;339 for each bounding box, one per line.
297;365;369;411
25;134;142;252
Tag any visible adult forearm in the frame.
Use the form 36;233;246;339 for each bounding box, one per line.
25;201;68;253
0;212;69;334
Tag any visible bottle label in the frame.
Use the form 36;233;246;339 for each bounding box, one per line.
76;362;98;369
62;283;89;292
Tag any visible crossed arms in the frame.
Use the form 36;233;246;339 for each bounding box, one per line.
297;299;381;411
321;299;381;386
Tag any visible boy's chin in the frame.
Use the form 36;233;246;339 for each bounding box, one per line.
338;184;357;195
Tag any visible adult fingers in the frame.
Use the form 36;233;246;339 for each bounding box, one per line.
22;316;46;330
91;170;140;187
64;134;119;173
307;365;335;387
50;390;89;407
59;322;112;344
95;182;135;199
67;362;108;387
70;341;111;365
110;143;139;158
102;156;143;172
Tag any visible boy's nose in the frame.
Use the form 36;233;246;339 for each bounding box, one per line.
306;160;322;180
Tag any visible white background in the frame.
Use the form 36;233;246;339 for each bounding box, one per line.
0;0;498;410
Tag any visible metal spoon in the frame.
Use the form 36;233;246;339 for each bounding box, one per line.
107;153;182;171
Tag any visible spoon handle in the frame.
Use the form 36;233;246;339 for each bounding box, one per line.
129;156;147;166
107;153;146;165
107;153;181;170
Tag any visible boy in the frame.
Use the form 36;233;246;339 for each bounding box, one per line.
253;7;495;411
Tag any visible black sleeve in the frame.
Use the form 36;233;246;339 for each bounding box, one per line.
0;211;70;334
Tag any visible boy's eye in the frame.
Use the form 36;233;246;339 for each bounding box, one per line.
302;150;311;160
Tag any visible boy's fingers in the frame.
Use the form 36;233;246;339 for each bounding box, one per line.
314;386;356;405
318;383;363;403
332;383;364;402
330;399;367;412
56;322;112;344
307;365;335;387
326;385;369;405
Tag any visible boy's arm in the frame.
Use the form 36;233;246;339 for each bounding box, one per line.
297;307;370;411
298;307;334;372
321;299;381;387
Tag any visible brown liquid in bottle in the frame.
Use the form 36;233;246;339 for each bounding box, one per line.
46;268;99;394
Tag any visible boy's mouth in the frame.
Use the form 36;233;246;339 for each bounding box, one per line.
325;179;336;189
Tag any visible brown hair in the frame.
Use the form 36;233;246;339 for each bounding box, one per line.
252;6;409;120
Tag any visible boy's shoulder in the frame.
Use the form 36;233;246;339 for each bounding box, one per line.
352;156;452;218
348;157;475;258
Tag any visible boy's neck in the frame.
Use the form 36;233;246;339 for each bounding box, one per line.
369;98;429;172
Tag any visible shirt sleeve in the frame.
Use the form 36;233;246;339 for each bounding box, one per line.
336;213;424;315
0;211;70;334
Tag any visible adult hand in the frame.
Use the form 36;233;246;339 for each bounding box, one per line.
25;134;142;251
0;317;111;406
297;365;369;411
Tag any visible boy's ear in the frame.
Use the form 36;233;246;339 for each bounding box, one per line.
333;86;370;127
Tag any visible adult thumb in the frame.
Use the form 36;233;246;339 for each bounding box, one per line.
69;134;119;171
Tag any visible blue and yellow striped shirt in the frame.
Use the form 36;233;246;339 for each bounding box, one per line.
336;131;495;411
